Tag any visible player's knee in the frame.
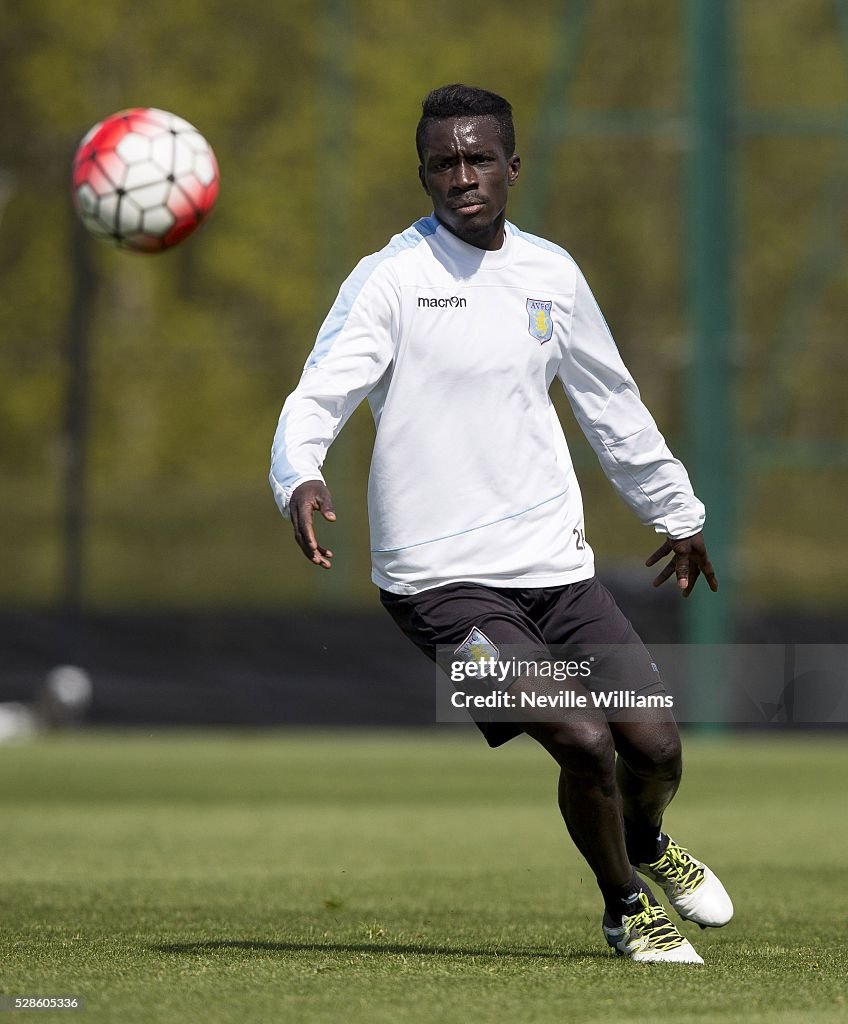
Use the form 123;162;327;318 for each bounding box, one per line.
543;719;616;776
628;728;682;781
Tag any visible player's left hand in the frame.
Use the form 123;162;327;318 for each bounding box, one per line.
645;530;718;597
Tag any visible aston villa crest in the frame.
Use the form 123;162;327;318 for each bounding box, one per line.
526;298;554;343
454;627;499;665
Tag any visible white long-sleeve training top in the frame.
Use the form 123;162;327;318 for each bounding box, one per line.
270;216;704;595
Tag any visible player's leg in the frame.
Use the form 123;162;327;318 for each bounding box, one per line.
383;583;636;895
535;578;686;857
609;709;683;866
534;578;730;937
561;589;735;930
511;681;633;889
381;582;703;962
510;673;702;964
532;579;682;861
611;714;733;928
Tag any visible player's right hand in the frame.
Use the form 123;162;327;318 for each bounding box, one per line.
290;481;336;569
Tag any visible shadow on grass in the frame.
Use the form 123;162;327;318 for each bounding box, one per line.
153;940;609;962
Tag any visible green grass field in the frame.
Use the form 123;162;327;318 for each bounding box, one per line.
0;730;845;1023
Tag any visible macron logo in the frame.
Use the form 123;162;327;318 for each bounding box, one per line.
417;295;467;308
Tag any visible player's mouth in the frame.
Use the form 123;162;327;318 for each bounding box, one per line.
450;199;486;215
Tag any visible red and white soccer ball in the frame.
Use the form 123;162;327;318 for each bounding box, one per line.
71;108;220;253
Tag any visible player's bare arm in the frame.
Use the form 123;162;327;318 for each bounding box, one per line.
645;530;718;597
290;480;336;569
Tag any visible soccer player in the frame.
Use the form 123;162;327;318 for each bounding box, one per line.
270;84;733;964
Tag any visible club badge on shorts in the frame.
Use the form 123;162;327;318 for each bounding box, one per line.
526;298;554;343
454;627;500;665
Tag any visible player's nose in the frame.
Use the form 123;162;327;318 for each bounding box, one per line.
451;159;478;189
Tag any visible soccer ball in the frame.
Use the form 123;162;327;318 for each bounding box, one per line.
71;108;220;253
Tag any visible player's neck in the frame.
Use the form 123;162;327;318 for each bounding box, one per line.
435;213;506;251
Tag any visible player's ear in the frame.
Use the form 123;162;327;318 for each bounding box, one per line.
418;164;431;196
507;154;521;186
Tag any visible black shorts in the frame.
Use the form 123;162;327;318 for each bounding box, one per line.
380;578;666;747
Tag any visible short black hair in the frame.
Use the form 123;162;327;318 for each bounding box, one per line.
416;84;515;161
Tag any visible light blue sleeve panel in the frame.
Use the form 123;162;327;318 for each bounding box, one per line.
269;217;438;519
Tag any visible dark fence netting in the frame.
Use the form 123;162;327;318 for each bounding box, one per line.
1;576;845;729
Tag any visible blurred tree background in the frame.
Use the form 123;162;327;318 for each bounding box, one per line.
1;0;847;612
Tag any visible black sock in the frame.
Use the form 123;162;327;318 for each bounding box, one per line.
599;870;655;925
625;824;668;866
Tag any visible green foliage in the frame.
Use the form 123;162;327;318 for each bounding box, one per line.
0;1;846;607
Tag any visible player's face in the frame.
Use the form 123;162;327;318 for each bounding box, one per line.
418;116;520;251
